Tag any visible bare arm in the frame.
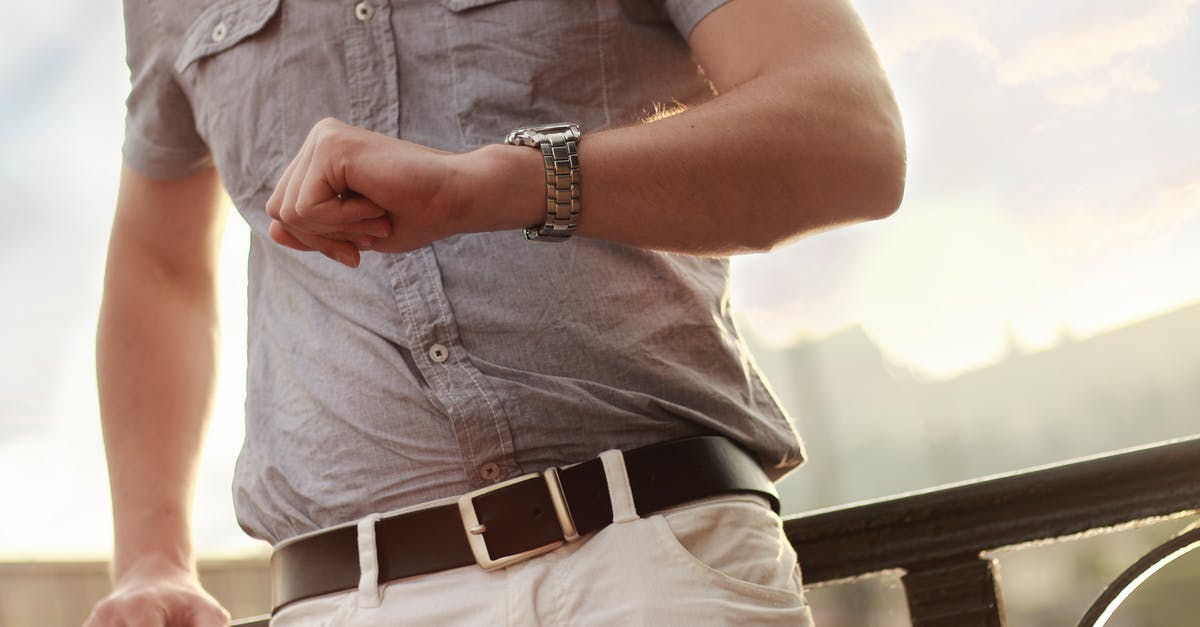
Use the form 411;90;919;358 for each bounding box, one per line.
266;0;905;261
572;0;906;253
86;163;230;627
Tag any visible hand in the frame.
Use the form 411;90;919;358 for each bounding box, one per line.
266;118;467;267
84;559;230;627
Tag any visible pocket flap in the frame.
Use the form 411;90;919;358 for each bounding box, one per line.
175;0;281;73
440;0;514;13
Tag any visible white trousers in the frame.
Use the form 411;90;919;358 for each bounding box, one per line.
272;450;814;626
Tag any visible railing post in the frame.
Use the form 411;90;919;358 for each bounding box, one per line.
902;556;1006;627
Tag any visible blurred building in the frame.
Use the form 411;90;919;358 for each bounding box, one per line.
757;302;1200;514
748;301;1200;626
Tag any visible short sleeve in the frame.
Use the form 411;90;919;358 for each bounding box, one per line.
122;0;211;179
660;0;732;39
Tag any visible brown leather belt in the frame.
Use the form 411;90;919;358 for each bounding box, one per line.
270;436;778;614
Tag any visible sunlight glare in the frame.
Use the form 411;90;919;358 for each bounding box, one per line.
855;193;1060;379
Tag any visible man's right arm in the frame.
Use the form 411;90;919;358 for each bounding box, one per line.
86;162;231;627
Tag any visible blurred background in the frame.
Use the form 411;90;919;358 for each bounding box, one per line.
1;0;1197;625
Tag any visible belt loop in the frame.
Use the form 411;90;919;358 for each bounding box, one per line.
599;449;638;523
356;512;384;608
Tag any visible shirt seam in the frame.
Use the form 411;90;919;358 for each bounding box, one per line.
442;8;469;149
420;248;517;476
595;0;612;130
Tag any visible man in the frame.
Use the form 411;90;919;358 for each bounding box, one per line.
87;0;903;624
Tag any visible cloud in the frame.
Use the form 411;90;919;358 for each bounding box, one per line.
1015;164;1200;336
731;228;870;348
736;0;1200;372
868;0;998;62
1116;167;1200;244
863;0;1195;107
997;0;1197;85
1046;60;1162;106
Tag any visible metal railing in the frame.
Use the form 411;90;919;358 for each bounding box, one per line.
783;435;1200;626
234;435;1200;626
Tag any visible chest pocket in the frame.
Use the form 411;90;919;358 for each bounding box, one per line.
175;0;283;206
439;0;610;147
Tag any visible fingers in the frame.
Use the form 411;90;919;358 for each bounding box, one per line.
271;220;381;253
338;196;389;227
266;136;305;221
269;195;392;269
267;119;395;268
270;220;363;268
295;149;341;220
279;195;391;235
277;146;318;225
84;584;231;627
272;118;353;225
125;609;169;627
268;220;313;251
271;219;378;253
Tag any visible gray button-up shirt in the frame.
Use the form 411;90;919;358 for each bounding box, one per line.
122;0;802;545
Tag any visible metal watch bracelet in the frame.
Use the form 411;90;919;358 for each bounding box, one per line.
503;123;581;242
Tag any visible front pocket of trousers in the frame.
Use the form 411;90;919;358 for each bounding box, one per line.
648;502;807;604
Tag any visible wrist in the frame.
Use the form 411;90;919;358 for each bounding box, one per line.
456;143;545;236
113;550;197;586
111;502;195;582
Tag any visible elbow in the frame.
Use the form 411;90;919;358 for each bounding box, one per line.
858;110;907;222
739;103;908;254
751;160;906;254
820;111;908;231
764;118;905;252
861;159;906;224
818;83;908;226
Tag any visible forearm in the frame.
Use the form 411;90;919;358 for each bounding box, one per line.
268;1;904;260
98;251;219;578
98;167;224;581
469;75;903;256
582;71;903;254
463;3;906;256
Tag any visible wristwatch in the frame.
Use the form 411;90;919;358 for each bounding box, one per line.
503;123;582;242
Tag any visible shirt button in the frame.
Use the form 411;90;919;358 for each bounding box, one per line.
211;22;228;42
428;343;449;363
354;2;374;21
479;463;501;482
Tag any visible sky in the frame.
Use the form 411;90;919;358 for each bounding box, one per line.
733;0;1200;374
0;0;1197;558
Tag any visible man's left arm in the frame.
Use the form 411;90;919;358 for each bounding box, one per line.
267;0;905;262
568;0;905;254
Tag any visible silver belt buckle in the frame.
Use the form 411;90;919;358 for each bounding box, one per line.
458;467;580;571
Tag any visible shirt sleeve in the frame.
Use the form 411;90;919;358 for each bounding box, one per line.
660;0;732;39
121;0;211;179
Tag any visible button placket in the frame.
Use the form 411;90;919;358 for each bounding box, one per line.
385;247;518;491
343;0;396;131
